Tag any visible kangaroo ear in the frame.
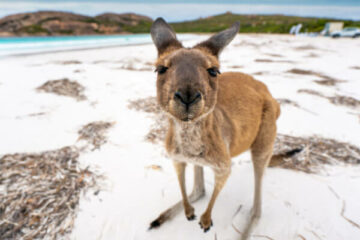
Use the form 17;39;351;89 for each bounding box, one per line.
194;22;240;57
151;18;182;56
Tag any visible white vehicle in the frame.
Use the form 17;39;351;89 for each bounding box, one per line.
331;27;360;38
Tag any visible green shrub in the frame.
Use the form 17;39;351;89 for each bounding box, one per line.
21;24;49;34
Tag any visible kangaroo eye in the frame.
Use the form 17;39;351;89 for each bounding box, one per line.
207;67;220;77
155;66;168;74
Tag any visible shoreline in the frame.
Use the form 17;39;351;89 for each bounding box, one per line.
0;33;321;59
0;32;147;38
1;42;153;59
0;33;197;59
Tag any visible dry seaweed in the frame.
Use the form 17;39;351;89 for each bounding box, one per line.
228;65;243;69
277;98;300;108
255;59;294;63
129;97;360;174
276;98;317;115
329;95;360;108
115;65;153;71
37;78;86;101
295;45;317;50
288;69;315;75
298;89;360;108
252;71;268;75
128;97;162;114
0;147;100;240
53;60;82;65
306;53;319;58
314;79;339;86
287;68;345;86
114;58;153;71
297;89;324;97
0;120;112;239
271;134;360;173
265;53;283;58
234;41;262;48
15;112;47;120
77;121;114;150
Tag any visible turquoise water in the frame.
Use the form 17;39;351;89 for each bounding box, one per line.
0;34;194;57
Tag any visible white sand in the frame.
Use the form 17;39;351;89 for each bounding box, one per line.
0;34;360;240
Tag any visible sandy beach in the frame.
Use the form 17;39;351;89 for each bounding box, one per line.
1;34;360;240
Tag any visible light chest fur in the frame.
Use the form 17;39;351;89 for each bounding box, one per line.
170;121;210;166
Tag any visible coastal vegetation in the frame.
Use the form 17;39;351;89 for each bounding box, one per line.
0;11;359;36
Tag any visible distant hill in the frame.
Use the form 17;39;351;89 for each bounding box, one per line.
169;12;360;34
0;11;152;36
1;11;360;36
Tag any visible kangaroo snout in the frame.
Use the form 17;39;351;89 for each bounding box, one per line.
174;90;202;108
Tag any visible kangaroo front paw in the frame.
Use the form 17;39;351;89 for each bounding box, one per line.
185;205;196;221
199;214;213;232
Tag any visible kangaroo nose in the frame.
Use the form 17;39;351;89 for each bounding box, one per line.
174;91;201;107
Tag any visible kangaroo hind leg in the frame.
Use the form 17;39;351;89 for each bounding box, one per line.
240;100;277;240
149;165;205;229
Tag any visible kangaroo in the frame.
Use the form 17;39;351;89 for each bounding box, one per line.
149;18;281;239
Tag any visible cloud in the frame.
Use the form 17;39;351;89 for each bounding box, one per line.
0;2;359;21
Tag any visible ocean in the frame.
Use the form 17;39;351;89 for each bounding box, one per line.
0;34;195;57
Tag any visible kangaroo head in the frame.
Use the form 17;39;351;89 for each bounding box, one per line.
151;18;239;122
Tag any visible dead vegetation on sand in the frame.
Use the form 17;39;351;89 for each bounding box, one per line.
128;96;161;114
277;98;300;108
114;58;153;72
306;53;319;58
234;41;262;48
15;112;47;120
115;65;153;71
0;147;100;240
276;98;317;115
228;65;243;69
298;89;360;108
271;134;360;173
255;59;295;63
37;78;86;101
78;121;114;150
294;44;317;50
265;53;283;58
287;68;346;86
252;71;269;75
129;97;360;174
53;60;82;65
0;120;114;239
128;97;166;144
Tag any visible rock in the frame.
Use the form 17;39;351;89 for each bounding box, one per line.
96;12;152;26
0;11;153;36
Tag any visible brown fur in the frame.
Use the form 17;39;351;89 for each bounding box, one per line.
149;18;280;239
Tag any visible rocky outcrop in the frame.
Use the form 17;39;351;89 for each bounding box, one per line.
96;13;152;26
0;11;152;36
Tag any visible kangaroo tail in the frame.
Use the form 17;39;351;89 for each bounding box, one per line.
269;148;303;167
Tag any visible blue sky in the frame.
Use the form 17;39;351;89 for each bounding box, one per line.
1;0;360;20
3;0;360;4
